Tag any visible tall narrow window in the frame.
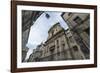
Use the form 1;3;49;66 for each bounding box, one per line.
56;40;60;56
56;39;59;49
51;30;54;36
62;43;65;50
57;40;59;45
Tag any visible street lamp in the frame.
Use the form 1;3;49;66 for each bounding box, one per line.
44;12;50;19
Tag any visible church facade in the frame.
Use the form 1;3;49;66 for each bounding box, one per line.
28;22;87;62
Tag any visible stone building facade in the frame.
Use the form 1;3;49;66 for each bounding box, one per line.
28;22;86;62
62;12;90;59
22;10;43;62
27;45;42;62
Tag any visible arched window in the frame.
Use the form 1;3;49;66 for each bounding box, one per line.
73;46;78;51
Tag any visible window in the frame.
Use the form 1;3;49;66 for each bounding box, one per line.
73;16;83;24
84;28;90;36
73;46;78;51
62;43;65;50
47;48;48;53
62;43;66;56
56;40;60;55
57;46;59;48
51;30;54;36
56;39;59;48
56;39;61;56
49;46;55;52
68;12;72;16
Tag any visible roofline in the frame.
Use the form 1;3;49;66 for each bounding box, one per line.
48;22;61;33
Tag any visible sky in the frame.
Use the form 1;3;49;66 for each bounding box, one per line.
25;11;68;60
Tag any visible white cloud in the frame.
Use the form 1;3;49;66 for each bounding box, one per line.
25;49;33;60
